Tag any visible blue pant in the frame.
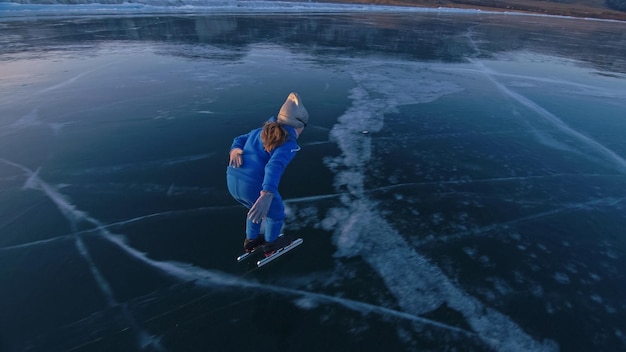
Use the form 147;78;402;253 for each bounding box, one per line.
227;174;284;242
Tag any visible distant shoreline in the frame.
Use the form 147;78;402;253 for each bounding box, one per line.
322;0;626;21
0;0;624;21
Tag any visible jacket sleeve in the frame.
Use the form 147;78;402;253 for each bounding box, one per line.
231;132;249;150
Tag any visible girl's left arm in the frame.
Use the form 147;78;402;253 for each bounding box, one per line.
262;143;299;194
230;132;249;150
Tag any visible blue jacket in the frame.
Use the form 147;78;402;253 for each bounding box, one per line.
227;118;300;194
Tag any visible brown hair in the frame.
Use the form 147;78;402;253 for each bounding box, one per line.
261;121;288;152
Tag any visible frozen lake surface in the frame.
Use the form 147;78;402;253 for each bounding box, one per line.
1;3;626;351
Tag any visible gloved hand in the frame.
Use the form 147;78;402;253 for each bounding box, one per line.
229;148;243;168
248;191;274;224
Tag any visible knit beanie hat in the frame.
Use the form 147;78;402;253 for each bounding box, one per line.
277;92;309;128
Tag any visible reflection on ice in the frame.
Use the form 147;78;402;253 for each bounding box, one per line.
1;11;625;352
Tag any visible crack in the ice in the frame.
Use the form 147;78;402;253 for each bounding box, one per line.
0;158;167;352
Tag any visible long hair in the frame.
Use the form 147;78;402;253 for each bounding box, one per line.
261;121;288;152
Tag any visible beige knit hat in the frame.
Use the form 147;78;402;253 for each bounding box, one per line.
277;92;309;128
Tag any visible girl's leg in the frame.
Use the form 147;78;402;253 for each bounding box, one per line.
264;217;283;243
263;193;285;243
227;174;263;240
246;217;262;239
